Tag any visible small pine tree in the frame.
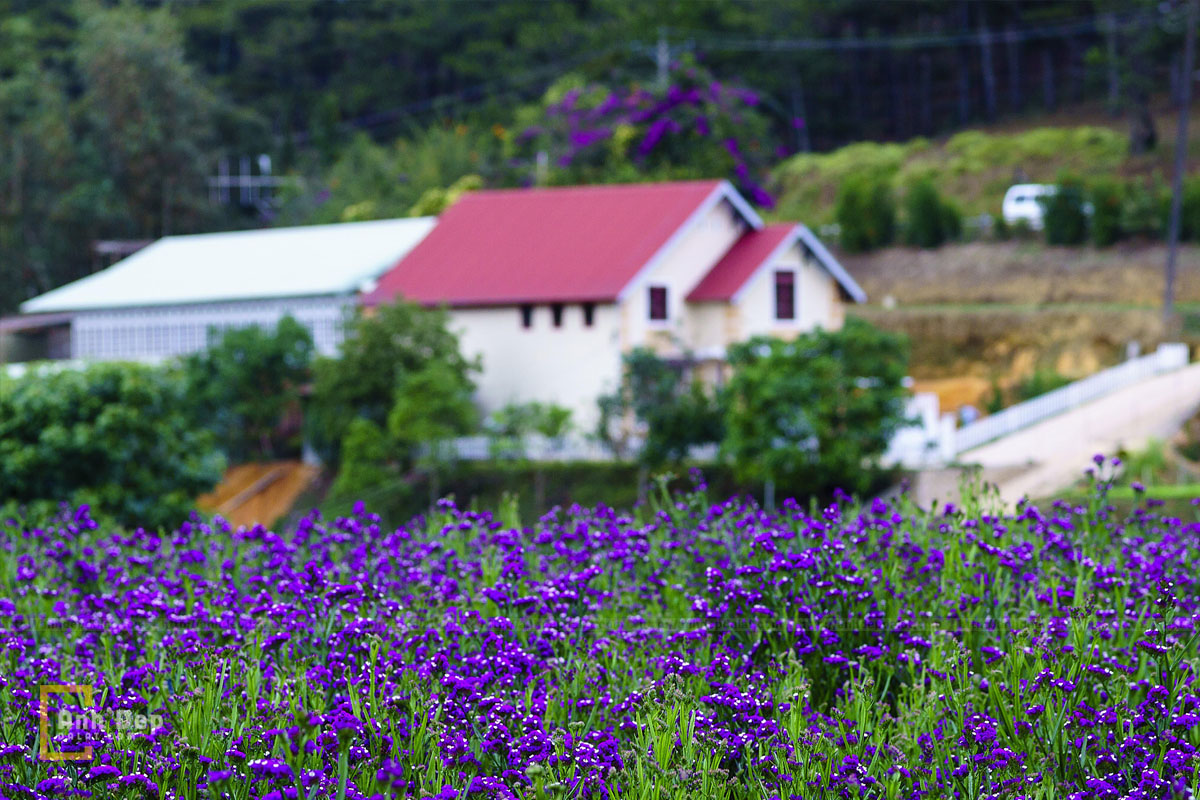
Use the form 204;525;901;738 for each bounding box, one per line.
837;175;896;252
903;178;961;249
1089;177;1124;247
1041;175;1088;246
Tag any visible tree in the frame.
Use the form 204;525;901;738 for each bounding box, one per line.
387;360;478;465
836;175;896;253
596;348;724;468
514;60;777;205
307;301;478;466
182;316;314;462
74;3;225;238
1041;175;1089;246
0;363;225;529
487;401;574;459
903;178;961;249
722;319;909;497
0;18;94;311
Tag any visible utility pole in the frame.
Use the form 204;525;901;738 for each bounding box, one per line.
656;27;670;90
1165;0;1198;326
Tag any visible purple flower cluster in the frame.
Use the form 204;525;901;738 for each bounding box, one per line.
3;479;1200;798
525;63;776;207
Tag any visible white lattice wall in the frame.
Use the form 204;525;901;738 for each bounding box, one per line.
69;296;355;361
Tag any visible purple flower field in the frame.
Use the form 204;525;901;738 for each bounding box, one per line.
4;465;1200;799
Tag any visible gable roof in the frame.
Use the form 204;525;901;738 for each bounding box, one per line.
21;217;437;314
687;223;867;304
363;180;762;308
687;224;795;301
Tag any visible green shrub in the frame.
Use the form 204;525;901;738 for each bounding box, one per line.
181;315;314;462
1120;179;1166;239
902;178;961;249
722;318;909;495
836;175;896;252
1010;217;1035;240
307;301;478;466
990;213;1010;241
1181;177;1200;241
1041;175;1088;246
0;363;225;528
1013;369;1073;402
1088;177;1124;247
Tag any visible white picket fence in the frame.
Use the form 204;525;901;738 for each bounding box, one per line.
443;434;613;462
953;342;1190;454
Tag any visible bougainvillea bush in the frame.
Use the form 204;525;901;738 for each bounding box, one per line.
4;462;1200;799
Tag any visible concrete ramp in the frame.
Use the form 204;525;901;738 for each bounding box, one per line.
196;461;319;529
958;361;1200;506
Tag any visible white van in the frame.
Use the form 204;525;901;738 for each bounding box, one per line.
1001;184;1055;229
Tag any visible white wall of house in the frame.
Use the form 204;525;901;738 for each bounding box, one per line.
620;199;747;355
735;244;844;341
684;302;732;353
69;295;355;361
448;302;622;433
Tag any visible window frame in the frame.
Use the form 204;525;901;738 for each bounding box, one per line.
774;269;796;322
647;285;668;323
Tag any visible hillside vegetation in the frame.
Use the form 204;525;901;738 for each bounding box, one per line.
771;110;1197;225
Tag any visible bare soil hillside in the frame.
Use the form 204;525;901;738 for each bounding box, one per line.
841;241;1200;307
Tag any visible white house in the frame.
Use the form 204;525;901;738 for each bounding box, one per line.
365;180;865;431
8;217;436;362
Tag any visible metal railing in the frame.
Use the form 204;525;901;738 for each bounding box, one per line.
954;343;1190;454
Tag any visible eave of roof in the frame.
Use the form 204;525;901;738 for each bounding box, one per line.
687;224;796;302
687;223;867;305
21;217;437;314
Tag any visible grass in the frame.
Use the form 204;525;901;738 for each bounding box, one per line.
6;475;1200;797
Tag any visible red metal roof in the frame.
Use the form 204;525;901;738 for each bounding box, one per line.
364;180;728;307
687;223;796;301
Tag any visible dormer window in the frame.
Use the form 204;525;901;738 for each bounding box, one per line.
774;270;796;320
648;286;668;321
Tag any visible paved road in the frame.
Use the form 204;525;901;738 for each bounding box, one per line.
955;362;1200;507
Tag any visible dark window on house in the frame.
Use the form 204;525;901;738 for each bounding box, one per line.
551;303;564;328
582;302;595;327
775;270;796;320
648;286;668;321
520;304;534;328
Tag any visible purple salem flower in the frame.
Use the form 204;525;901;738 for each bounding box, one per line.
723;138;740;157
85;765;121;784
560;88;581;112
696;116;710;136
791;117;806;129
638;118;673;155
737;88;760;106
746;184;774;209
569;128;611;148
595;93;621;115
